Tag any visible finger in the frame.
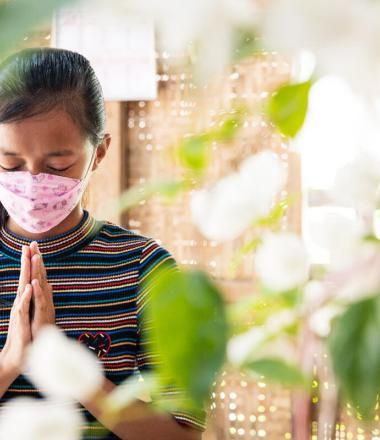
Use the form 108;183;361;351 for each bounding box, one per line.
17;246;31;296
32;279;49;313
30;241;40;257
20;284;33;315
17;246;25;296
40;255;48;281
31;254;43;286
30;241;47;282
32;278;44;299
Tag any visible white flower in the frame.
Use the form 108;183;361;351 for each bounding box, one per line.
265;310;297;334
332;151;380;218
307;210;364;270
333;246;380;303
294;76;365;190
191;173;258;242
227;311;297;366
227;327;268;365
249;337;296;365
24;325;104;401
309;305;343;338
303;280;325;309
104;374;155;414
261;0;380;95
239;151;286;217
303;242;380;306
255;233;310;292
191;151;285;241
0;397;84;440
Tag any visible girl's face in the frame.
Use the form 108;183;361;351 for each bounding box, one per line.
0;108;110;179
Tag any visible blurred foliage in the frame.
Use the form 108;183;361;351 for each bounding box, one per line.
228;237;262;277
228;196;296;276
4;0;374;428
267;80;312;138
144;269;228;407
0;0;72;58
100;374;160;425
243;357;307;387
177;134;211;173
227;289;301;335
329;295;380;420
254;195;297;229
103;178;190;219
108;105;249;219
176;106;248;174
232;28;259;62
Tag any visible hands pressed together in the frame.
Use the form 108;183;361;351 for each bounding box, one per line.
2;242;55;376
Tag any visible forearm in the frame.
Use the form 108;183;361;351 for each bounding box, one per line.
80;378;202;440
0;350;19;399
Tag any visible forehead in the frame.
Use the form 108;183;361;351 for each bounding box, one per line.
0;109;87;156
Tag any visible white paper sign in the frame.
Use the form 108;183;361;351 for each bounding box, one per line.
53;3;157;101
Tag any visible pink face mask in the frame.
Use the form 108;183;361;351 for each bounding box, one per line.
0;150;95;234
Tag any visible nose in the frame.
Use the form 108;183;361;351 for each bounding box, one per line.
24;160;44;175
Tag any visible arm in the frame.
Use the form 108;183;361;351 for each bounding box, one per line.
0;246;34;399
80;377;202;440
0;350;20;399
27;241;204;438
79;239;206;439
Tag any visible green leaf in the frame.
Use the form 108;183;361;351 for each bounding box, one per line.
254;195;296;229
232;28;259;62
144;269;228;405
178;134;211;172
153;180;189;202
228;196;296;276
212;114;244;143
102;179;188;218
267;81;312;138
244;357;307;386
212;106;248;142
363;234;380;243
228;237;262;276
176;107;247;173
328;296;380;419
0;0;73;58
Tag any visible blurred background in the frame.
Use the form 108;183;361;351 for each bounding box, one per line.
3;0;380;438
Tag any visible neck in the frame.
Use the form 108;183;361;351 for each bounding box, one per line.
5;204;85;240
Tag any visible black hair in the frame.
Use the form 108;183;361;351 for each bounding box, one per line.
0;47;105;144
0;47;106;225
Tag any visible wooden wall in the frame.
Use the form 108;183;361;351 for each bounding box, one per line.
85;102;128;225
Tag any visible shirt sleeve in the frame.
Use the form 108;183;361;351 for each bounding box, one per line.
136;238;208;432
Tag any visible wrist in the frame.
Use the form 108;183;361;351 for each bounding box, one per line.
0;346;22;379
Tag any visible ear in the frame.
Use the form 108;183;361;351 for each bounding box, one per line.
92;133;111;171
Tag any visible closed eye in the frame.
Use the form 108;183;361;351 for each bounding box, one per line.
0;165;21;171
0;164;74;172
47;165;73;172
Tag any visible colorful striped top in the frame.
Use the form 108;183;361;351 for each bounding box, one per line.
0;210;207;439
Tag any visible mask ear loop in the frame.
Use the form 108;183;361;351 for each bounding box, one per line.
81;145;98;182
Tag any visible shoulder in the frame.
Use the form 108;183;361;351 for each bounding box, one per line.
96;220;151;246
95;220;176;267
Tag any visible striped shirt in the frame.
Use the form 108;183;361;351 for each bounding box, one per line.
0;210;207;439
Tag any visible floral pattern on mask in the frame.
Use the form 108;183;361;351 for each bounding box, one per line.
0;171;91;233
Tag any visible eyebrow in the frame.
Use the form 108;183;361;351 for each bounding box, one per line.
0;148;75;157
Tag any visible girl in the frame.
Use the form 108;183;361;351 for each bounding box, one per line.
0;47;205;439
